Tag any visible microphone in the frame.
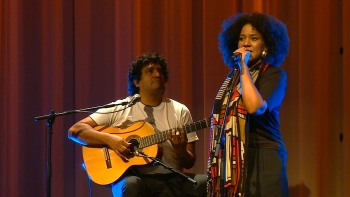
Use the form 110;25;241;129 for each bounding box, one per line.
231;52;241;62
231;52;244;75
129;139;140;156
133;147;139;156
99;94;141;108
127;94;141;107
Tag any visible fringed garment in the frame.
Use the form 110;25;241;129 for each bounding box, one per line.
207;62;267;197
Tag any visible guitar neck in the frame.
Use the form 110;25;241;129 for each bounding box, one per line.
138;118;210;149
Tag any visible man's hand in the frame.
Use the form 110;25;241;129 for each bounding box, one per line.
167;126;196;169
107;135;133;162
167;126;188;151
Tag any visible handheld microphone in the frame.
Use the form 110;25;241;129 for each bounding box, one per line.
127;94;141;107
231;52;241;62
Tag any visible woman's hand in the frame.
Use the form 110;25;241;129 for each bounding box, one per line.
234;47;250;73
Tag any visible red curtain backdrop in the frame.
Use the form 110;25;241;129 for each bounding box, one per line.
1;0;349;196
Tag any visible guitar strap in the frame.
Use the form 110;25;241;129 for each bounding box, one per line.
143;105;164;159
144;105;156;128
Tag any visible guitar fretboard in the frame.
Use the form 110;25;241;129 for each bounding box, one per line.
138;118;210;148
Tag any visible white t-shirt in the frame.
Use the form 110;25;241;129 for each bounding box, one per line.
90;96;199;174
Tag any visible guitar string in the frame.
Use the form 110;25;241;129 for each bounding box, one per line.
139;118;210;148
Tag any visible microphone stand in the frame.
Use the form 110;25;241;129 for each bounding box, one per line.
135;149;197;187
214;63;240;193
34;102;132;197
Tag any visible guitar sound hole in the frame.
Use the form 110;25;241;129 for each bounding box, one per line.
128;138;140;153
129;138;139;147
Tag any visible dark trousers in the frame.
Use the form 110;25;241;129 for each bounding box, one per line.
111;171;207;197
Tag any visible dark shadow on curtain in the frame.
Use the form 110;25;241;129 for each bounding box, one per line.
289;183;311;197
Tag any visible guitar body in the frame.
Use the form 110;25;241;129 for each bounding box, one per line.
82;121;158;185
81;117;210;185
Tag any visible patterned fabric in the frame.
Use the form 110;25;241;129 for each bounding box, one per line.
207;63;265;197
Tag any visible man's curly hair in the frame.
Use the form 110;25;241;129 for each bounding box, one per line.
218;12;290;69
127;52;169;95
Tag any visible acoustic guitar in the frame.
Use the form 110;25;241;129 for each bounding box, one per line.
82;118;211;185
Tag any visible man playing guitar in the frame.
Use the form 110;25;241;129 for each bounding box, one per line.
68;52;206;197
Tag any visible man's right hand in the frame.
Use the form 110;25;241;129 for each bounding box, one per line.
105;134;133;162
68;116;133;161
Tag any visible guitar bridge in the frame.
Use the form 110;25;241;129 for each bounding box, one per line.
103;146;112;169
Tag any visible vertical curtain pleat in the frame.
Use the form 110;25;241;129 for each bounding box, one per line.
342;0;350;195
